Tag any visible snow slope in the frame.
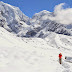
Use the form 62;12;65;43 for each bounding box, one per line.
0;27;72;72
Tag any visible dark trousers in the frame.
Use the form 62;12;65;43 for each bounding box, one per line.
59;58;62;64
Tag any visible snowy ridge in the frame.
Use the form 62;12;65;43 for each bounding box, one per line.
26;12;72;37
0;1;30;36
0;2;72;38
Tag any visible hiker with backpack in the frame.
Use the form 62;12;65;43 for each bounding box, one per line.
59;53;62;64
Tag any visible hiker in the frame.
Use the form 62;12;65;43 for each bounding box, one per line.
59;53;62;64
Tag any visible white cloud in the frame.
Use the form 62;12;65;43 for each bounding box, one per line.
49;3;72;24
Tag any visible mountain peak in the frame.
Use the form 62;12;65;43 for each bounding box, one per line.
0;1;29;36
38;10;51;14
33;10;51;17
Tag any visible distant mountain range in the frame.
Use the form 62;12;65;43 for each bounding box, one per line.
0;1;72;38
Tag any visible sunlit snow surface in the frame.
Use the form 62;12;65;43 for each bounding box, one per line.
0;27;72;72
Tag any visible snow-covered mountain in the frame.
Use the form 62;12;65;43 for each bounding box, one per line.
0;1;72;72
0;1;72;38
26;10;72;38
0;1;30;36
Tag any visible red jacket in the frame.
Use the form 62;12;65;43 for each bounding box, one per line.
59;54;62;59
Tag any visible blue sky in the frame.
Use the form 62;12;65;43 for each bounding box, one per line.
1;0;72;17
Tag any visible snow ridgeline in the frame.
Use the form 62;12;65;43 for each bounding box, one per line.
0;1;72;38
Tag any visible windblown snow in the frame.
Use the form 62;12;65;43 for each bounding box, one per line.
0;1;72;72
